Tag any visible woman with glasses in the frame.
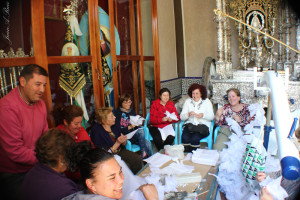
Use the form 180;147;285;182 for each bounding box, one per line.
90;107;142;174
115;93;152;159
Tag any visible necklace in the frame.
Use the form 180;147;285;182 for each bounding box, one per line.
108;131;116;138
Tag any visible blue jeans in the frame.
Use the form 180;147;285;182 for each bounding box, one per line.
130;128;152;157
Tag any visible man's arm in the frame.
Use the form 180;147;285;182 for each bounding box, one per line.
0;108;37;166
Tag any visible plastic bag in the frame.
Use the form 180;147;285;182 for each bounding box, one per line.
241;128;267;190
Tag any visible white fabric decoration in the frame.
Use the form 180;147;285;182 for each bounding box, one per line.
192;149;219;166
158;124;176;141
130;115;145;126
69;15;83;36
165;111;178;121
143;153;172;168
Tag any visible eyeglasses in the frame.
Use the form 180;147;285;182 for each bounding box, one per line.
123;100;132;104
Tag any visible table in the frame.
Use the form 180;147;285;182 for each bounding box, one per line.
138;154;219;200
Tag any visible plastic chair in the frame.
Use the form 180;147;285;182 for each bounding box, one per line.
125;113;153;153
174;120;215;149
142;113;178;151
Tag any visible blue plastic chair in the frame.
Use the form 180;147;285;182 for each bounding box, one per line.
174;120;215;149
125;113;153;153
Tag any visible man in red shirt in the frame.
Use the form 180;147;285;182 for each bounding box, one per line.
0;64;49;200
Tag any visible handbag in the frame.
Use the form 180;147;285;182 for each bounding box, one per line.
241;128;267;190
185;123;209;137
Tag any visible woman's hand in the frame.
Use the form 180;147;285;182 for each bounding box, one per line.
188;111;197;117
140;184;158;200
189;112;203;119
215;108;224;121
259;187;273;200
128;124;136;130
256;172;267;183
163;117;172;122
117;134;127;145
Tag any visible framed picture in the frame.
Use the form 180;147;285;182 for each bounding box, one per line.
44;0;63;20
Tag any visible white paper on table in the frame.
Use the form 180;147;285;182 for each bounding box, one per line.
144;152;172;168
192;149;219;166
158;124;176;141
130;115;145;126
165;111;178;121
126;128;143;140
158;162;194;175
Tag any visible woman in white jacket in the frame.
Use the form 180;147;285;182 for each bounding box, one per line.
180;84;214;152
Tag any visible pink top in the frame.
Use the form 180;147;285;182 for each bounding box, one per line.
0;88;48;173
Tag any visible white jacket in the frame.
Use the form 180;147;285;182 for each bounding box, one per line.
180;98;214;130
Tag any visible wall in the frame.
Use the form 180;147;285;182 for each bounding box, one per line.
157;0;178;81
182;0;217;77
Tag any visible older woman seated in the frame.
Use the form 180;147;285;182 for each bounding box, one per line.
213;88;255;151
20;129;91;200
63;148;158;200
180;84;214;152
90;107;143;174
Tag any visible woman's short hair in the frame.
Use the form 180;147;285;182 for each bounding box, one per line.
159;88;171;100
52;104;83;126
226;88;241;97
35;129;75;168
187;83;207;100
95;107;113;124
119;93;132;108
79;148;114;190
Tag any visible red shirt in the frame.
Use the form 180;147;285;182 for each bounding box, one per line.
56;124;93;144
150;99;179;128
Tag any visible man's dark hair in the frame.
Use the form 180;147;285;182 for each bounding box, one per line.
20;64;48;81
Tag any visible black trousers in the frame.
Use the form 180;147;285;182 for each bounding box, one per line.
118;148;142;174
149;126;174;151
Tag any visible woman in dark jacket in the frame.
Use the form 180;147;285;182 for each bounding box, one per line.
90;107;142;174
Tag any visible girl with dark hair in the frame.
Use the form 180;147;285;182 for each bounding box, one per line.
20;129;92;200
149;88;179;151
63;148;158;200
180;84;214;152
114;93;152;159
213;88;255;151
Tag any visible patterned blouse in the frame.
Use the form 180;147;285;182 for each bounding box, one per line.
215;104;255;127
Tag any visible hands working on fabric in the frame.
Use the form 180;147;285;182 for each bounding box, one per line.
116;134;127;145
188;111;204;119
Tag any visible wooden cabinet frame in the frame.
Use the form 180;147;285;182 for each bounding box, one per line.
0;0;160;126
